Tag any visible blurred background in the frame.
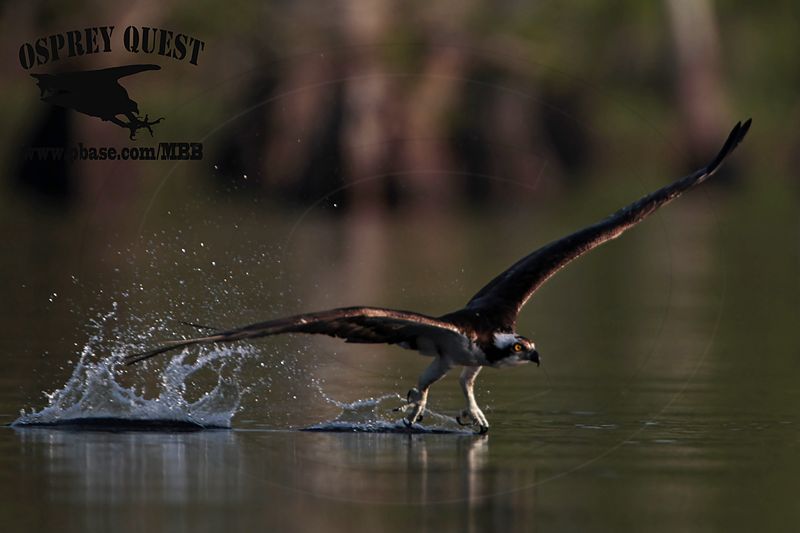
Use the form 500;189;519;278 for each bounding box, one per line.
0;1;799;532
1;0;796;402
2;1;795;211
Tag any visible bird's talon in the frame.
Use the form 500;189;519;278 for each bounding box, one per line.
456;415;473;427
458;409;477;426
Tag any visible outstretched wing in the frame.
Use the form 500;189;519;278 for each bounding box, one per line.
125;306;466;365
92;63;161;81
465;119;752;329
31;64;161;92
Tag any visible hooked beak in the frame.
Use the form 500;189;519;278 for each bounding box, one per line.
529;349;540;367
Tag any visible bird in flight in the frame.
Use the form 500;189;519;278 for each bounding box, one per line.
31;64;163;139
126;119;751;433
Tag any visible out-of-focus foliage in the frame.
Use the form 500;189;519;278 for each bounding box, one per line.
0;0;795;212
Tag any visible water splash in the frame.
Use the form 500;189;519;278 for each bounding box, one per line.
14;305;255;429
306;389;471;434
13;299;471;433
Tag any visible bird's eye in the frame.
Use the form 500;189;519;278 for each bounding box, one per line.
512;343;524;352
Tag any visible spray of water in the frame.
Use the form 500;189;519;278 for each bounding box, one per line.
12;297;473;433
13;304;256;429
305;384;470;433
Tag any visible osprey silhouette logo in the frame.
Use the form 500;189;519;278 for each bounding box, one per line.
31;63;164;140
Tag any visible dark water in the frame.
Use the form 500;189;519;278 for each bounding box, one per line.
1;183;798;532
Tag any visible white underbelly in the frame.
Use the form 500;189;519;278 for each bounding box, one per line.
400;335;485;365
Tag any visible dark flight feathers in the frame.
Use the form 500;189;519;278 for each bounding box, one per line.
124;307;464;365
125;119;751;365
464;119;751;328
31;64;161;90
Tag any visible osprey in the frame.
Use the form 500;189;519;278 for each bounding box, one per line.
126;119;751;433
31;64;163;139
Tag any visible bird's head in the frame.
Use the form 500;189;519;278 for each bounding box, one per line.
492;332;540;367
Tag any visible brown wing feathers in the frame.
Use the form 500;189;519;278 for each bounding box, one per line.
465;119;751;328
124;307;463;365
127;120;750;364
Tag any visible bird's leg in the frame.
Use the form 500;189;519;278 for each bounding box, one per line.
106;115;133;135
456;366;489;433
400;357;451;427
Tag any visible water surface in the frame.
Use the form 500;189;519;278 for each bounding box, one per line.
1;187;798;532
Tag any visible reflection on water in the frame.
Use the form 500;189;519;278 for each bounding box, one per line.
14;428;240;505
1;178;798;531
7;426;526;532
6;402;799;533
